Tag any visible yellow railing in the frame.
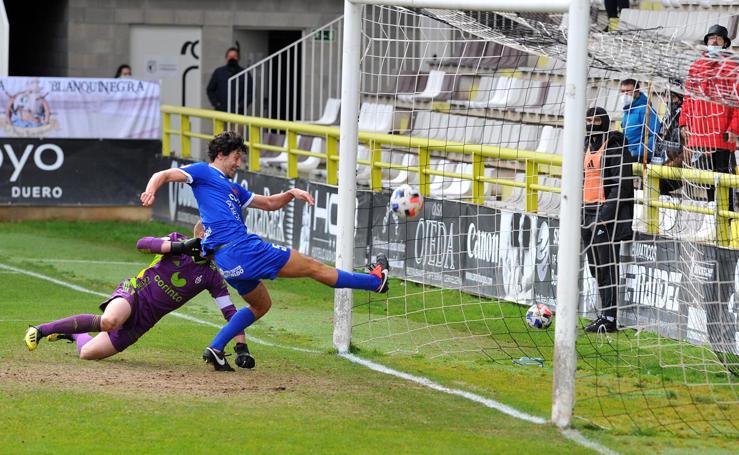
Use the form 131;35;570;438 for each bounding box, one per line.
161;104;739;247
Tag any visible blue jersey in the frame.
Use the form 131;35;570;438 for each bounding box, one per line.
177;162;254;251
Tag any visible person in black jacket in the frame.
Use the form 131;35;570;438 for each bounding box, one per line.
657;88;684;195
206;47;253;113
582;107;635;333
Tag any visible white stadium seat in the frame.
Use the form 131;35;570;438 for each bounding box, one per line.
309;98;341;125
398;70;446;102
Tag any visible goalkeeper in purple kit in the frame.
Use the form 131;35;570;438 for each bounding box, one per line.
141;131;389;371
24;226;256;369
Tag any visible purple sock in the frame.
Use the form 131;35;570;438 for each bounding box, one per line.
38;314;101;337
72;333;93;354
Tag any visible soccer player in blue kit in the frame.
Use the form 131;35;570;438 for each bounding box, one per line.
141;131;389;371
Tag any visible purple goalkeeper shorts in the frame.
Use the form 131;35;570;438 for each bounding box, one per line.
98;280;153;352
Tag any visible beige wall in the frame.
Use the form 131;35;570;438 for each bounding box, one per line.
66;0;342;108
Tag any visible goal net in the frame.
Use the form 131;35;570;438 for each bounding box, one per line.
347;4;739;437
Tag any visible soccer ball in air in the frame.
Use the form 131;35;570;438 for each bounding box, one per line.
390;184;424;220
526;303;553;329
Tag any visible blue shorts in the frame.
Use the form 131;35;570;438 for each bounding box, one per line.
214;233;291;295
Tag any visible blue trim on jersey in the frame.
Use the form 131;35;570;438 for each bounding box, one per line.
181;162;254;251
175;168;193;184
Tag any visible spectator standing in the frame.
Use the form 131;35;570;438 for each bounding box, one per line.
207;47;253;114
582;107;634;333
680;24;739;204
657;87;686;195
620;79;661;164
604;0;629;32
115;64;132;78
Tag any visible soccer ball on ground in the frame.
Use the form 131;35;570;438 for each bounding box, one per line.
390;184;424;220
526;303;553;329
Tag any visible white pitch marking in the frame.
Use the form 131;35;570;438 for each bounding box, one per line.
340;352;546;423
25;258;144;266
171;312;320;353
338;355;618;454
560;429;618;455
0;261;616;454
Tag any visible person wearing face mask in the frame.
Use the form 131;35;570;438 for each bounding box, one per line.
114;64;132;78
206;47;253;114
680;24;739;206
582;107;634;333
620;79;661;164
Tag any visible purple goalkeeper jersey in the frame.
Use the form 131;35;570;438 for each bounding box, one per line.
130;232;229;320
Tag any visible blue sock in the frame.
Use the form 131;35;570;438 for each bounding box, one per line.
333;269;381;291
209;307;256;351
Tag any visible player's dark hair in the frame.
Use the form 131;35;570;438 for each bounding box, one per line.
225;47;240;59
208;131;246;162
620;78;640;90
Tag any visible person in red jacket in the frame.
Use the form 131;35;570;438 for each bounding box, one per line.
680;24;739;206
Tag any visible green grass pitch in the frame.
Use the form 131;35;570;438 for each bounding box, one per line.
0;221;735;454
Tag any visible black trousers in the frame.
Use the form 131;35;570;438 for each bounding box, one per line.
659;176;683;195
605;0;629;18
582;213;621;320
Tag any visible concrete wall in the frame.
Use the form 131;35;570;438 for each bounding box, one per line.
66;0;342;107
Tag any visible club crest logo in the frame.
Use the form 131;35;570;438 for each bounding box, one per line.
0;79;59;136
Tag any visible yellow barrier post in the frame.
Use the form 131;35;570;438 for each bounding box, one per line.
248;124;261;172
286;130;298;179
525;159;538;213
646;171;660;234
370;140;382;191
715;183;730;247
418;147;430;197
472;150;485;205
162;111;171;156
213;119;225;136
326;134;338;185
181;114;191;158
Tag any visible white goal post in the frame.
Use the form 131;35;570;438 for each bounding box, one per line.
333;0;591;429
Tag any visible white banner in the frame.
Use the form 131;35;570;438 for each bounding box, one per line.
0;77;160;139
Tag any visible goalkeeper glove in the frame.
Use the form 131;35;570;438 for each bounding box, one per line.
234;342;256;369
170;237;202;257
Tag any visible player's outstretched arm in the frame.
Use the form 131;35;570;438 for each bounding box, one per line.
250;188;314;211
136;236;202;256
141;169;188;207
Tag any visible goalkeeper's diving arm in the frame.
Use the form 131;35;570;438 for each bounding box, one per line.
136;237;202;257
